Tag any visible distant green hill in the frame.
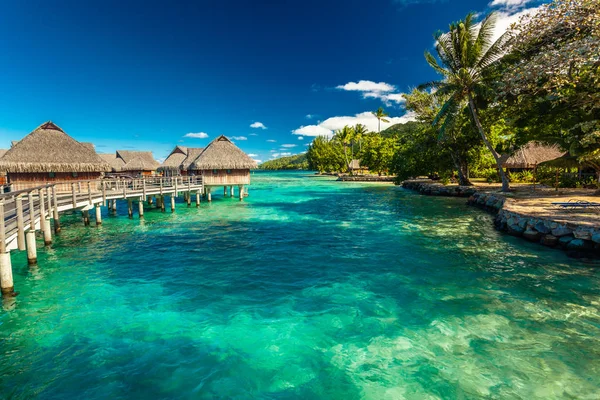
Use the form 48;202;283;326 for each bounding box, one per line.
259;153;308;170
380;121;425;138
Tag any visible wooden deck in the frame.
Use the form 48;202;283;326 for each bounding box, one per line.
0;176;203;252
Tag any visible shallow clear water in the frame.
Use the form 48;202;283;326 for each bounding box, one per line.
1;171;599;399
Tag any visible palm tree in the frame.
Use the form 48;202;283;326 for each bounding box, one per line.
334;126;355;172
372;107;389;133
354;123;369;153
420;12;511;191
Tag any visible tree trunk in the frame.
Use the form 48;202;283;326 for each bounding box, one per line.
343;146;350;173
468;95;509;192
450;152;473;186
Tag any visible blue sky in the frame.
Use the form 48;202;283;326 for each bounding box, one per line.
0;0;544;163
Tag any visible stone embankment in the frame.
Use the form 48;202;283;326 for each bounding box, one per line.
402;180;600;259
401;180;478;197
338;175;395;182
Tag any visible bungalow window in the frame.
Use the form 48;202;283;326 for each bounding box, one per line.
226;169;231;174
72;172;78;178
49;172;55;178
212;169;218;175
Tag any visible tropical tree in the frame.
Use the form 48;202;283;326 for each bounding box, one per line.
306;136;346;173
333;126;355;172
354;123;369;152
421;12;512;191
372;107;390;133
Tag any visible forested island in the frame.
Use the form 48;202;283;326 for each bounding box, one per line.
258;153;308;170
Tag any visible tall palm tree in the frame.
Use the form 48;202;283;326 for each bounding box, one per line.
334;126;355;172
354;123;369;152
420;12;511;191
372;107;389;133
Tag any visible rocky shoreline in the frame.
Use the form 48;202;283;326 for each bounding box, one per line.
403;180;600;259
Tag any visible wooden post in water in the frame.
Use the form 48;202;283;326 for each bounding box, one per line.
138;199;144;218
148;196;153;205
170;196;175;212
39;190;52;246
82;210;91;226
224;186;227;197
87;181;92;205
0;200;15;296
187;181;191;207
26;191;37;265
39;189;46;233
16;196;25;251
196;191;200;207
230;186;234;197
160;196;165;212
111;199;117;212
239;185;244;201
102;181;107;206
71;183;77;208
128;199;133;218
207;187;212;202
95;204;102;225
52;186;60;233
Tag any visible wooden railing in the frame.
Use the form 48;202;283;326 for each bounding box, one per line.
0;176;203;253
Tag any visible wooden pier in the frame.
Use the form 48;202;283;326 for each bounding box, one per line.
0;176;203;296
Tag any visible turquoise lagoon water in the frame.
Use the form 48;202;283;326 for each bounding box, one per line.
1;171;599;399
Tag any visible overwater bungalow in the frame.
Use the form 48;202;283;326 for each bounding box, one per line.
187;135;256;199
116;150;159;176
500;142;565;172
158;146;204;176
99;153;126;173
0;121;111;191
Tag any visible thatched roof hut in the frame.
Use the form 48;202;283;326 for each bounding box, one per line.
159;146;188;172
500;142;566;169
0;121;111;173
181;148;205;171
189;136;257;170
116;150;159;170
121;156;159;172
99;153;126;172
0;149;7;159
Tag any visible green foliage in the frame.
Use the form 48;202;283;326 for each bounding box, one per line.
259;154;308;170
361;133;398;175
306;136;346;173
509;170;534;183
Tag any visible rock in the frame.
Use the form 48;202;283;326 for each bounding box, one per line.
574;228;593;241
558;235;574;247
567;239;593;250
485;198;497;208
523;229;542;242
507;224;525;236
592;233;600;244
518;218;528;229
540;235;558;247
534;222;551;234
552;226;573;237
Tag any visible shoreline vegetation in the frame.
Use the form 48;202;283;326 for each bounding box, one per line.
298;0;599;194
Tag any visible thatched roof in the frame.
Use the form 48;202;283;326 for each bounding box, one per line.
99;153;126;172
0;121;111;173
181;147;205;170
539;153;582;169
0;149;7;159
81;142;95;152
500;142;566;169
116;150;159;171
189;136;257;170
158;146;188;171
349;159;361;169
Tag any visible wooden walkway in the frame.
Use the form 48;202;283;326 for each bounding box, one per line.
0;176;203;295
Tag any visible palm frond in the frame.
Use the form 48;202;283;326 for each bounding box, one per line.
477;29;512;70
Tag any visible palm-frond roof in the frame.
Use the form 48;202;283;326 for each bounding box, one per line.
188;135;257;170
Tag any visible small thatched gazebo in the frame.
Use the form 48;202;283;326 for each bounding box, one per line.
115;150;159;176
500;142;566;171
187;135;257;199
158;146;204;176
0;121;111;191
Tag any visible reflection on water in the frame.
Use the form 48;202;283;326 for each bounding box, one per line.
1;172;599;399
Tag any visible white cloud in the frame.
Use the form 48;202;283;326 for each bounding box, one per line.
489;0;532;8
249;133;258;136
252;159;263;163
281;144;296;148
337;80;396;93
184;132;208;139
306;114;315;119
250;122;267;129
266;139;276;143
336;80;406;106
248;153;258;157
491;6;540;41
298;136;304;140
292;125;334;137
231;136;247;141
292;110;417;137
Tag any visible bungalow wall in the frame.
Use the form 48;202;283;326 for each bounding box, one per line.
8;172;104;192
196;169;251;186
